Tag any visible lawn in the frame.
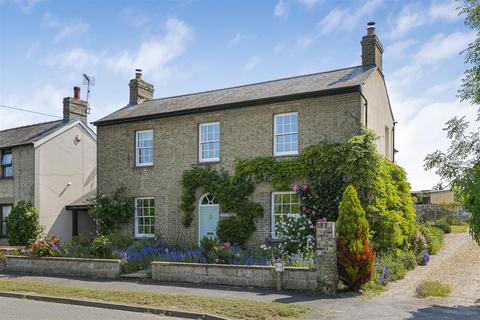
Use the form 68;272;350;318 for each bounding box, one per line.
451;225;468;233
0;279;309;319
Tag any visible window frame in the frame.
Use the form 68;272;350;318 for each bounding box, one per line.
1;149;13;178
135;130;154;167
271;191;300;239
273;112;299;157
134;197;155;238
198;122;220;163
0;204;12;238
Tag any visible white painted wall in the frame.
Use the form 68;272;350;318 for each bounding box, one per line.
34;123;96;241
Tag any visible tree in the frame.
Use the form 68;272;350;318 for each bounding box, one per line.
89;186;133;235
336;185;375;291
6;201;40;245
425;0;480;244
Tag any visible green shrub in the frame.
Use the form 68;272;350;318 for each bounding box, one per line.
107;231;134;249
416;281;451;297
91;235;113;258
65;235;92;258
89;186;133;235
378;254;407;281
337;185;375;291
417;225;444;255
6;201;40;246
398;250;417;270
434;219;452;234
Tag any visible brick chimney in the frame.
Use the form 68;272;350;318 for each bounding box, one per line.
63;86;89;123
361;22;384;71
129;69;154;105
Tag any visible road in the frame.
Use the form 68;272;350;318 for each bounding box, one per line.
0;297;178;320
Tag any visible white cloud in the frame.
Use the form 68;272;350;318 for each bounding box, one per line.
429;0;461;22
119;7;149;29
53;47;100;70
104;18;192;77
385;39;417;59
43;13;89;43
415;31;475;65
228;33;256;48
319;0;383;34
0;0;42;12
389;4;425;38
244;56;260;71
0;84;65;130
298;0;323;10
274;0;287;18
395;99;477;190
295;0;383;47
389;1;461;38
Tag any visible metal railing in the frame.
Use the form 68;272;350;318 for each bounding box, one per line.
415;204;470;224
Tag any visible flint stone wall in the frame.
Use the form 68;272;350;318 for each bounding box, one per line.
5;255;121;279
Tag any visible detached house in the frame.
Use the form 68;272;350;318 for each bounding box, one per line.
95;23;394;245
0;87;97;243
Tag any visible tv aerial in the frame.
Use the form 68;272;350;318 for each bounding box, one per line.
82;74;95;105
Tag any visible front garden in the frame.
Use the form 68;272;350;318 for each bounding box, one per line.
4;130;449;292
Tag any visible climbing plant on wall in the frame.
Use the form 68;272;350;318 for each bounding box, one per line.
181;129;416;253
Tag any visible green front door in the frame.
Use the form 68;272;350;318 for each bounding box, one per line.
199;205;219;242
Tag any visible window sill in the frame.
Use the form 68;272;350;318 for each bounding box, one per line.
198;160;221;165
0;176;13;180
273;153;298;159
134;164;153;168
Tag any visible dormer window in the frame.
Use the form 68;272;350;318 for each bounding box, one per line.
1;150;12;178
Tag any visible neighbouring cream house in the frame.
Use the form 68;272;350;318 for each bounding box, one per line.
0;87;96;243
94;23;395;246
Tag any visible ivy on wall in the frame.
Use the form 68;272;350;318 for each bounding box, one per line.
181;129;416;253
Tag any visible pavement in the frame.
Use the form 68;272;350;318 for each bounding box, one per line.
0;296;179;320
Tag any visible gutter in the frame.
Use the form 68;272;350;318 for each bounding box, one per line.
94;86;361;127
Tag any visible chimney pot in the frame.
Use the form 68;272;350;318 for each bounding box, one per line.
367;21;375;35
135;69;142;80
73;86;81;99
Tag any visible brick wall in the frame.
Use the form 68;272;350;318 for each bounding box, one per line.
0;145;35;206
97;94;362;245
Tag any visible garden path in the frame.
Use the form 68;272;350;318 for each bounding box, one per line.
379;231;480;306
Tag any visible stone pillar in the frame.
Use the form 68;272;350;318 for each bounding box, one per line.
315;221;337;295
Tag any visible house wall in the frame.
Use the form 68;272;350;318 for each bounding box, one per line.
0;145;35;205
97;93;362;246
429;191;455;205
362;69;395;160
35;123;96;241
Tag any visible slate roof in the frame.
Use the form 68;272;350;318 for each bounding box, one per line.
0;120;66;149
66;189;96;210
95;65;376;125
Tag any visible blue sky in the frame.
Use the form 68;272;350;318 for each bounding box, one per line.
0;0;477;190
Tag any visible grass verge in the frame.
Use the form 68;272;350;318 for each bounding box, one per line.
416;281;451;298
0;279;309;319
451;225;468;233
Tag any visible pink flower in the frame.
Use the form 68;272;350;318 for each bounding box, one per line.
223;242;231;248
303;183;309;190
235;253;241;257
303;207;308;212
293;184;300;192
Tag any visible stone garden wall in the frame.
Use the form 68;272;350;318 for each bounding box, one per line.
152;221;337;294
5;256;121;279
